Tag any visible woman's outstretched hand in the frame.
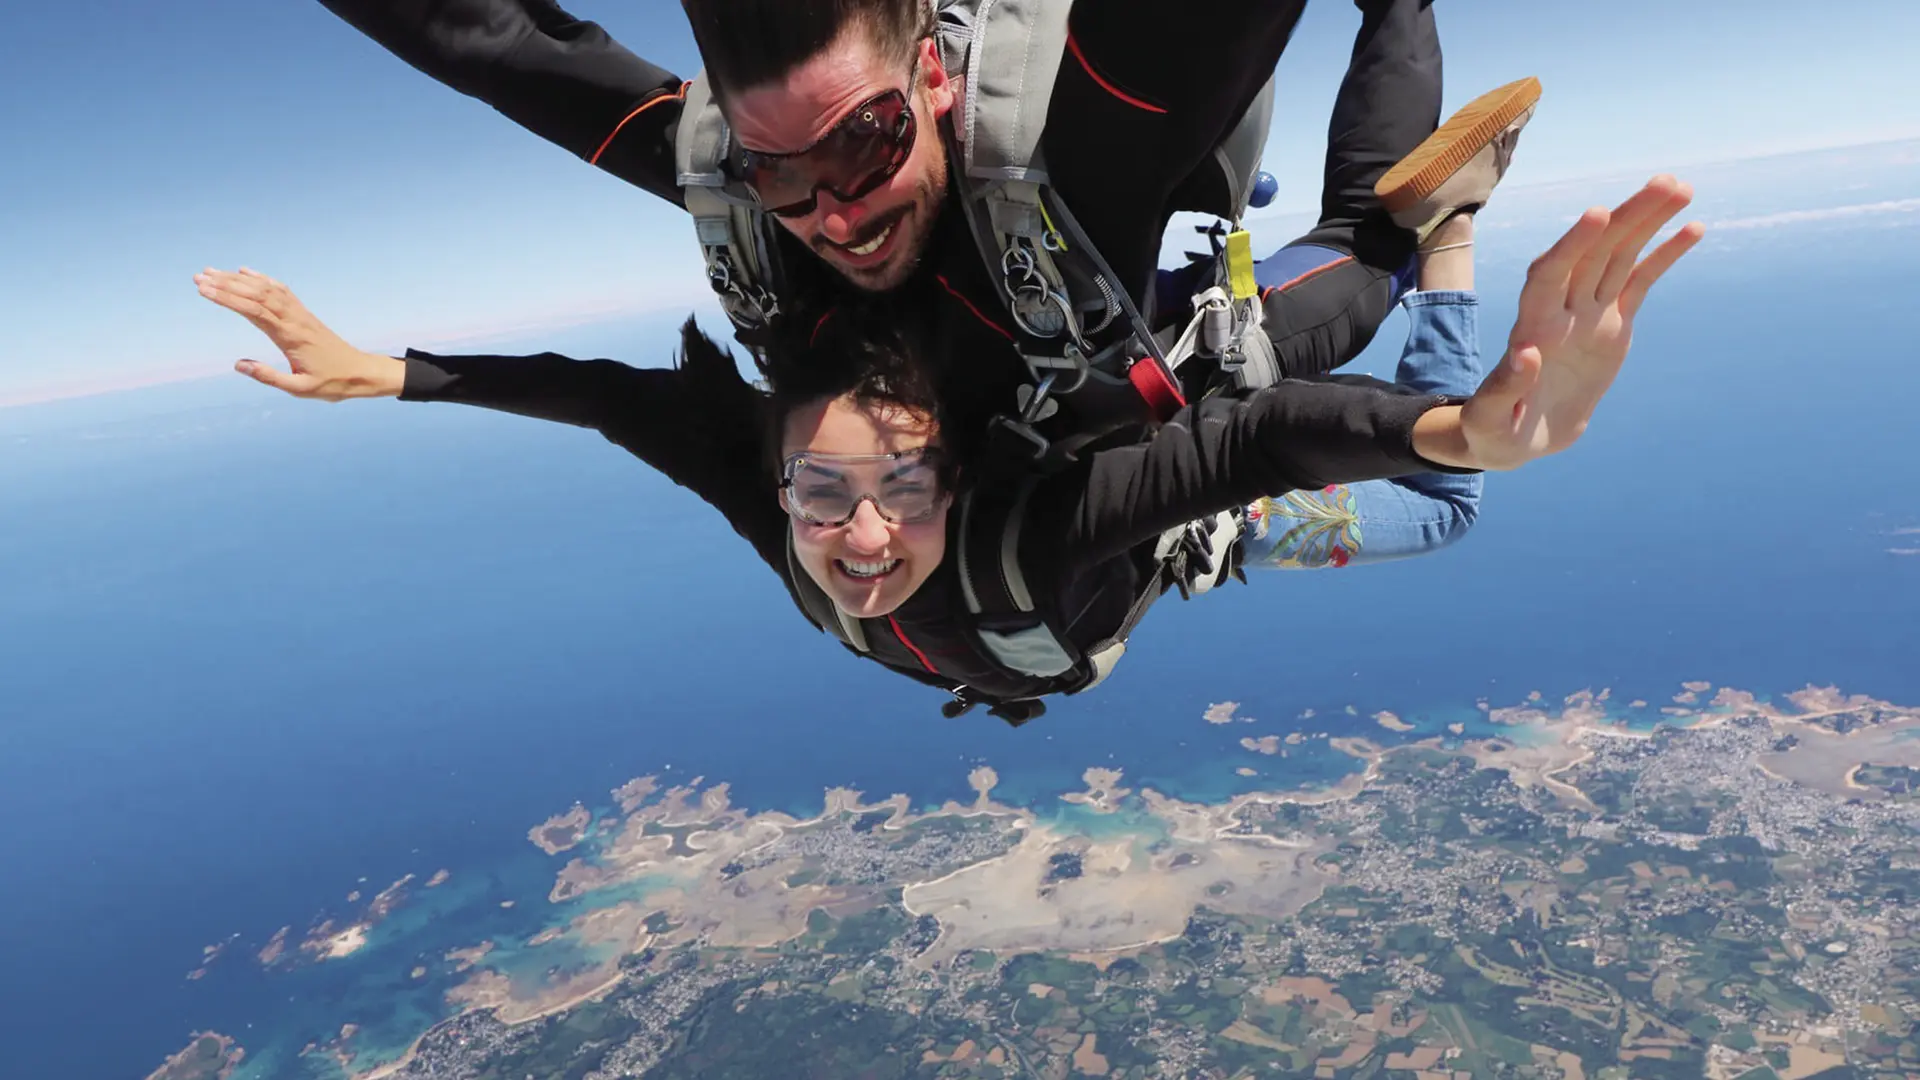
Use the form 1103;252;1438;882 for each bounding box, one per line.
195;268;405;400
1456;175;1705;470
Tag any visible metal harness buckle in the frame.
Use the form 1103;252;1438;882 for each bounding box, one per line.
705;248;780;325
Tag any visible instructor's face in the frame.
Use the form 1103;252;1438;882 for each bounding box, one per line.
781;395;950;620
729;30;954;293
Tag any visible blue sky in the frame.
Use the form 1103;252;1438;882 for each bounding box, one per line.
3;0;1917;405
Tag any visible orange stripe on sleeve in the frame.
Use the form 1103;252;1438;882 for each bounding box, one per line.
589;81;691;166
1273;255;1354;293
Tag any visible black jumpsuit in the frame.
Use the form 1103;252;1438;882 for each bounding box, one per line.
397;335;1469;713
312;0;1447;447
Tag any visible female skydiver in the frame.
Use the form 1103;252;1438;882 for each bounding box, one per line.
195;177;1703;723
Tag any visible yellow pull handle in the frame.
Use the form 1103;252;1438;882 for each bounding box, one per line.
1225;230;1258;300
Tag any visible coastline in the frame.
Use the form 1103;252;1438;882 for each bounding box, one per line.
176;678;1920;1080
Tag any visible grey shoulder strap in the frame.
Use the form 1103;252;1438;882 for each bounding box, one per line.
675;73;783;333
946;0;1071;184
673;74;732;189
954;483;1078;680
936;0;1165;413
1211;75;1275;221
786;532;870;652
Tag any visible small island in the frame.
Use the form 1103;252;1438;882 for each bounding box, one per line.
144;1032;243;1080
256;926;290;966
1060;767;1131;813
1240;735;1282;755
445;941;495;972
296;873;416;963
967;765;999;808
307;922;370;960
1373;710;1414;732
529;804;592;855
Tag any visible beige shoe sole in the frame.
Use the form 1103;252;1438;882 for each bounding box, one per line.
1376;76;1543;214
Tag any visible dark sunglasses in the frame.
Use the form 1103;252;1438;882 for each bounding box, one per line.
731;87;918;219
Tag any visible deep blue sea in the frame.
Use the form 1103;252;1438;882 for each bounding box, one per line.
2;143;1916;1079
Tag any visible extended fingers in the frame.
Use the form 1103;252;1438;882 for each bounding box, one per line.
1597;181;1694;303
1621;221;1706;316
195;267;301;322
1528;207;1610;286
196;270;275;321
1568;176;1682;304
238;266;291;293
196;267;264;296
196;268;274;303
1514;208;1609;326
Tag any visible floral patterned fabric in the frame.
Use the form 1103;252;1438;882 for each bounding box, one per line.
1247;486;1361;569
1236;290;1488;573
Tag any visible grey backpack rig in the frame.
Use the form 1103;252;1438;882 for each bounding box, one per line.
674;0;1282;459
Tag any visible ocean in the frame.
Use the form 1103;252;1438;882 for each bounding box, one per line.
1;151;1915;1079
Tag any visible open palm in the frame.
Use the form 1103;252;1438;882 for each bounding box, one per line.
1462;176;1705;471
193;267;403;400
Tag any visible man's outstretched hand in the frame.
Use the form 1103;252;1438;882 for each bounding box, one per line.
194;268;405;400
1418;175;1705;472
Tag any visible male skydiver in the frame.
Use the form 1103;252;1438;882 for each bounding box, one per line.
195;175;1705;723
310;0;1501;461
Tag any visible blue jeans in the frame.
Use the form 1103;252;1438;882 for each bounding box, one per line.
1240;290;1485;570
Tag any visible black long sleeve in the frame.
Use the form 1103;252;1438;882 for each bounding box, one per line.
315;0;688;202
399;348;790;569
1024;379;1472;576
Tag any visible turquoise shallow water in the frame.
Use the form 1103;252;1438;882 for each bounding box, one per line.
3;151;1917;1080
192;683;1814;1079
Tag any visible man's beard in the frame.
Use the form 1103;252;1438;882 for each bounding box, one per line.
814;151;951;294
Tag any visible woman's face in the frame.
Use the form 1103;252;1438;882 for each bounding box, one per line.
780;393;951;619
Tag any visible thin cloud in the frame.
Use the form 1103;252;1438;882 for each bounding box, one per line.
0;365;220;410
1889;549;1920;557
1708;198;1920;231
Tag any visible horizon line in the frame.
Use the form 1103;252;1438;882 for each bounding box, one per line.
7;133;1916;413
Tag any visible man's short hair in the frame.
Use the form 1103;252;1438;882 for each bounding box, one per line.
680;0;933;104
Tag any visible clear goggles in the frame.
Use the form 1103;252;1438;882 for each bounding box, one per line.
780;447;947;526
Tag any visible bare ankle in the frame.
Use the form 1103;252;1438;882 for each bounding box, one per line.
1415;211;1476;291
1418;210;1476;252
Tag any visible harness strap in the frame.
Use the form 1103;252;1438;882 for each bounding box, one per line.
950;0;1070;184
676;75;783;338
954;482;1081;683
1161;225;1280;398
